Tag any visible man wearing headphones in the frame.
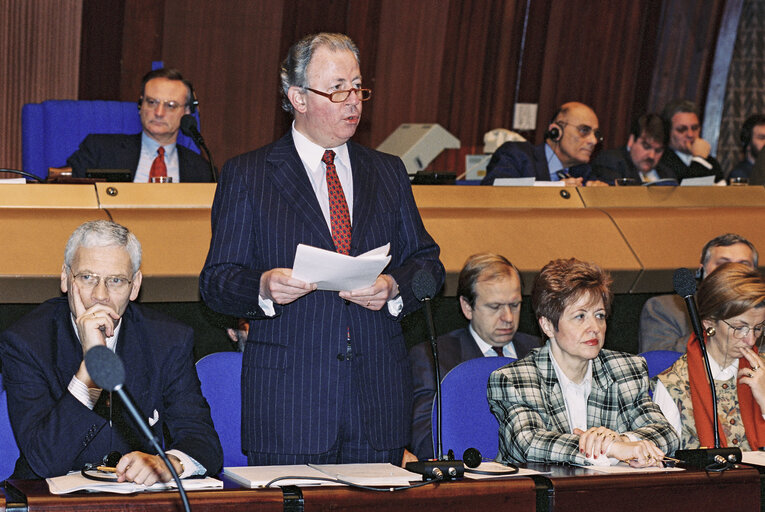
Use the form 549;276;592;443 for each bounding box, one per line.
66;68;212;182
729;114;765;181
481;102;606;186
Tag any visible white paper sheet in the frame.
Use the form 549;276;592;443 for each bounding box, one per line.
224;465;334;488
463;463;546;479
47;472;222;494
492;177;537;186
308;463;417;486
576;462;685;474
291;243;391;291
224;463;419;488
741;450;765;465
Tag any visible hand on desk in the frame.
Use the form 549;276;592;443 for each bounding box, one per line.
115;451;183;485
575;427;665;468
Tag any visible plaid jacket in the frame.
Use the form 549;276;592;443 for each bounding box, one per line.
487;345;679;465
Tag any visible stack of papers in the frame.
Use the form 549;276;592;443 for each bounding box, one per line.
47;472;223;494
224;463;418;488
291;243;391;291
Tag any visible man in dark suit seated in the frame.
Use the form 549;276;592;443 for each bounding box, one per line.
0;220;222;482
729;114;765;180
408;253;542;460
591;113;674;184
482;102;606;186
656;99;724;183
66;68;212;182
199;33;444;467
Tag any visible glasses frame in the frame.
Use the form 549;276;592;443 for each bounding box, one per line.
720;319;765;340
71;271;133;292
304;87;372;103
140;97;185;112
556;121;604;143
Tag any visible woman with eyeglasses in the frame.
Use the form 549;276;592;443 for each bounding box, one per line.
654;262;765;450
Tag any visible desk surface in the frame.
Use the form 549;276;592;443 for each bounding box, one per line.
4;464;760;512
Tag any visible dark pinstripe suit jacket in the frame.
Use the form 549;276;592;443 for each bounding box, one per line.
487;345;678;465
199;132;444;455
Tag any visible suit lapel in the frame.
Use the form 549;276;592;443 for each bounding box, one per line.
266;133;335;251
348;141;377;255
537;346;571;432
587;354;611;427
532;144;550;180
123;134;142;180
458;328;484;359
54;312;85;393
115;306;151;415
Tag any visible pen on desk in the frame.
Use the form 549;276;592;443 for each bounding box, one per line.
96;466;117;473
556;170;571;180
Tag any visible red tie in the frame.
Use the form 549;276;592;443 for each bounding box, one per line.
322;150;351;255
149;146;167;179
492;346;504;357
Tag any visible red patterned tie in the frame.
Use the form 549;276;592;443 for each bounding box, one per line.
322;150;351;255
149;146;167;180
492;346;505;357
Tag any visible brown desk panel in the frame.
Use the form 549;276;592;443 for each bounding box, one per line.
419;207;640;294
413;185;585;209
533;463;760;512
604;207;765;293
578;185;765;208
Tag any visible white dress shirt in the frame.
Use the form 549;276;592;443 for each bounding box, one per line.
469;324;518;359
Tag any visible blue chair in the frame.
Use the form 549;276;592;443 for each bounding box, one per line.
0;374;21;481
432;356;515;461
195;351;247;468
21;100;201;179
639;350;683;379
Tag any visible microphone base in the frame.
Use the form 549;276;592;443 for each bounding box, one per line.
675;447;742;468
406;460;465;481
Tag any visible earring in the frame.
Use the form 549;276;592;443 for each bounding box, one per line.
705;326;716;337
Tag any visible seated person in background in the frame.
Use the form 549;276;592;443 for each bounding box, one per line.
482;102;607;187
653;263;765;450
656;99;724;183
729;114;765;180
590;113;674;184
408;253;542;460
66;68;212;182
0;220;222;482
639;233;757;353
488;258;678;467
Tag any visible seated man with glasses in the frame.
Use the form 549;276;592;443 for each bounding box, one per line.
65;68;213;182
655;99;724;183
482;102;607;186
0;220;222;483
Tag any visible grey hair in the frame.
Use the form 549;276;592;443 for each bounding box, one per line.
64;220;142;275
700;233;759;268
280;32;360;115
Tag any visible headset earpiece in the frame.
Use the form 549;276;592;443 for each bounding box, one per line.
545;125;561;142
137;97;143;111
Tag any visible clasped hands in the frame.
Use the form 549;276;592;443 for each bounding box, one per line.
574;426;666;468
260;268;398;311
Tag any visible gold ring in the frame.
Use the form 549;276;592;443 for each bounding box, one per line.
366;301;371;306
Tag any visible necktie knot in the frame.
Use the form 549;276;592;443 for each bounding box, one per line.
158;146;165;158
322;150;335;166
492;346;504;357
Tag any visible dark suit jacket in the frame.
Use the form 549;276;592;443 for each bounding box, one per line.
657;148;723;182
67;133;213;182
481;141;592;185
199;131;445;455
408;327;541;459
0;297;222;479
590;147;677;184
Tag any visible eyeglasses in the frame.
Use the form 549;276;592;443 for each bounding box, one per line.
721;319;765;339
71;272;133;292
141;97;185;112
305;87;372;103
556;121;604;143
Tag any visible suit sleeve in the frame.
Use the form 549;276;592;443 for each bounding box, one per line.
487;366;591;465
66;135;101;178
638;296;689;353
408;343;437;459
0;328;109;477
481;143;534;184
159;328;223;475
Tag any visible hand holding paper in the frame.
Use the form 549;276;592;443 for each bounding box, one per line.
259;268;317;305
291;243;392;293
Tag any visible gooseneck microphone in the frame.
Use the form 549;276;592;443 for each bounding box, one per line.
672;268;741;469
85;346;192;511
180;114;217;183
405;270;464;481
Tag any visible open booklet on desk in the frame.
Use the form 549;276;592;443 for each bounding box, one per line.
224;463;416;488
47;472;222;495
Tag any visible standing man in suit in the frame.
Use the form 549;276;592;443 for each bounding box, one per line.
590;113;673;184
656;99;724;183
199;33;444;466
482;102;606;186
639;233;758;353
0;220;222;481
408;254;541;459
66;68;212;182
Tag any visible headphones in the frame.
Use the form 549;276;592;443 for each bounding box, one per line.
544;123;562;142
137;79;198;114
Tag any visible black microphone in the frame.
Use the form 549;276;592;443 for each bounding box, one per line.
180;114;217;183
84;346;192;511
405;271;464;481
671;268;741;469
461;447;519;475
0;168;45;182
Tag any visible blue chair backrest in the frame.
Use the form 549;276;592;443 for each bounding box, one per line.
195;351;247;468
0;374;21;481
639;350;683;379
21;99;201;179
432;356;515;461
